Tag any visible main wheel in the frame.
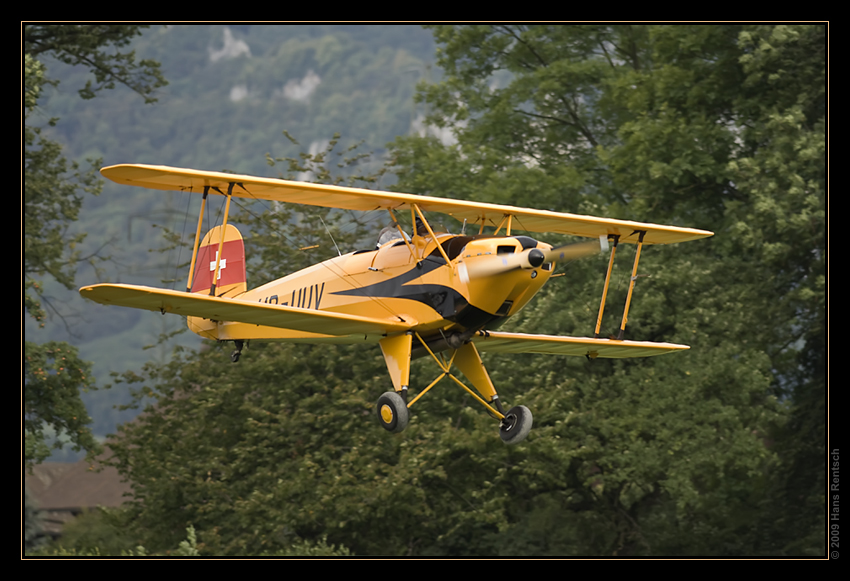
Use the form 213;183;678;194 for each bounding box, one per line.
376;391;409;433
499;405;532;445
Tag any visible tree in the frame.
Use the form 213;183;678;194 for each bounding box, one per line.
387;24;824;555
24;488;46;552
24;25;167;103
24;25;167;469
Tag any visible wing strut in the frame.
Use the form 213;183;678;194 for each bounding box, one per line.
592;231;648;340
594;235;619;337
186;187;209;293
210;183;235;296
618;231;646;340
388;209;418;262
493;213;513;236
412;204;452;266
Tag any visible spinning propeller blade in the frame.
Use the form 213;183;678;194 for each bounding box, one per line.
541;235;609;264
464;236;609;278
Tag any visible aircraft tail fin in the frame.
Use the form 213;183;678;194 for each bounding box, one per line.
189;224;247;298
187;223;247;340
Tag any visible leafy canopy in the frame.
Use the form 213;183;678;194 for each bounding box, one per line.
24;25;167;469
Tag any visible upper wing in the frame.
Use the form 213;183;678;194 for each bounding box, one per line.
79;284;412;336
101;164;713;245
471;330;689;358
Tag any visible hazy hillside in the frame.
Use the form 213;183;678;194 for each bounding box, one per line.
27;24;438;447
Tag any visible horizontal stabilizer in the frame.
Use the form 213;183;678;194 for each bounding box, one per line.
79;284;411;336
471;331;688;358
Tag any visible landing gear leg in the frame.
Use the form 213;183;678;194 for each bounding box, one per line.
377;333;413;432
381;333;535;443
231;340;244;363
454;342;532;444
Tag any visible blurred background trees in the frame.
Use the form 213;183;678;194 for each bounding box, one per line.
24;25;167;470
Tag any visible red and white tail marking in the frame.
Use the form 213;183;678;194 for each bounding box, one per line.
190;224;246;295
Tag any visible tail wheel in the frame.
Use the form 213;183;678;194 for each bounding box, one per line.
376;391;409;433
499;405;532;445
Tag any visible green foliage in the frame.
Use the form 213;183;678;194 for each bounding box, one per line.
24;53;102;322
24;341;99;469
262;536;351;557
27;521;194;557
24;26;167;467
267;130;389;188
107;342;392;555
386;24;824;555
24;489;46;551
174;525;201;556
30;507;140;557
24;25;167;103
30;512;349;557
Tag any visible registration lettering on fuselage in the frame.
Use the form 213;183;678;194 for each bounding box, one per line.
260;282;325;310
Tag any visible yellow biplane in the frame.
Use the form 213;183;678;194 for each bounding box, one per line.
80;164;713;444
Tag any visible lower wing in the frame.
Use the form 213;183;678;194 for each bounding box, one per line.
79;284;412;336
471;330;688;358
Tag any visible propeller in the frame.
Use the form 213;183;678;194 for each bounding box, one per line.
541;235;610;264
463;235;609;279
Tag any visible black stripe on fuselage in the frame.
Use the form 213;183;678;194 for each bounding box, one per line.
331;257;469;319
331;235;535;330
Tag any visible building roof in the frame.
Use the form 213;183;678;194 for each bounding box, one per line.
25;456;132;512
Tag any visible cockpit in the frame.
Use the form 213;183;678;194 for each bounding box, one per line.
376;225;411;248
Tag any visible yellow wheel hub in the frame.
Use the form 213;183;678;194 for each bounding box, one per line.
380;404;394;424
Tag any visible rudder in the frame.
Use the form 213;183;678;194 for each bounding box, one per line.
187;224;247;340
188;224;247;298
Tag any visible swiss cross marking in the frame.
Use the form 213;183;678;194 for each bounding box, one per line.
210;251;226;280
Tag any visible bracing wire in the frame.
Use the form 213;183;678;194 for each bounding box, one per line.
320;216;342;257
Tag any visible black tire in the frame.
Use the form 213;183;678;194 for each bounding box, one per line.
377;391;409;433
499;405;532;444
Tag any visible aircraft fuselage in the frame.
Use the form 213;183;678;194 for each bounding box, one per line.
190;233;553;345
